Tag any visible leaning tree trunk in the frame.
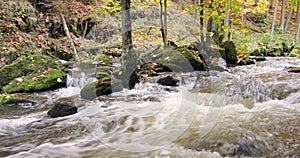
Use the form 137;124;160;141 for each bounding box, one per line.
271;0;279;37
59;14;79;60
280;0;287;33
284;5;293;32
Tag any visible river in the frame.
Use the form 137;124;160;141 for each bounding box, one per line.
0;57;299;157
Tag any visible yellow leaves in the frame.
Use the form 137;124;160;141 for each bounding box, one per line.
244;0;256;7
237;49;245;58
0;94;15;99
32;77;38;81
95;80;102;84
88;5;96;11
242;0;269;14
57;78;63;83
4;94;10;99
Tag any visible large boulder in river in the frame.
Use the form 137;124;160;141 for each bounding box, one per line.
157;76;179;86
220;41;238;65
47;103;77;118
176;48;207;71
80;72;123;100
0;55;67;93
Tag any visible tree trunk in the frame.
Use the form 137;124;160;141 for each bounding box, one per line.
280;0;287;33
199;0;204;43
224;1;230;41
271;0;279;37
297;1;300;23
194;0;198;19
164;0;167;48
296;2;300;43
269;0;273;9
121;0;132;54
121;0;136;89
59;14;79;60
242;3;246;24
159;0;166;48
266;0;271;18
284;5;293;32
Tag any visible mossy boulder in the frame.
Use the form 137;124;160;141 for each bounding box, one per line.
162;48;206;72
2;70;66;93
0;94;37;113
220;41;238;65
0;94;22;105
96;71;110;79
80;73;123;100
177;48;207;71
0;55;67;93
251;42;295;57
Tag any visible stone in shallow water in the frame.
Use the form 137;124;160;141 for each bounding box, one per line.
47;103;77;118
285;67;300;73
157;76;179;86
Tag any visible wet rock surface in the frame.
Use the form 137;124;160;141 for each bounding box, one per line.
47;103;77;118
157;76;179;86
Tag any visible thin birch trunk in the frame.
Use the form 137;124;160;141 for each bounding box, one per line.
280;0;287;33
271;0;279;37
284;5;293;32
59;14;79;60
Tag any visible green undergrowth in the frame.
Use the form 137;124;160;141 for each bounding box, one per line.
234;33;299;57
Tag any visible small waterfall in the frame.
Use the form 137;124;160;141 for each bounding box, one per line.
66;69;97;89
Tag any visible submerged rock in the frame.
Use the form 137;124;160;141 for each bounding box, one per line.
157;76;179;86
47;103;77;118
285;67;300;73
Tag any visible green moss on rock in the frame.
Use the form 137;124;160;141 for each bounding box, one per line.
80;77;111;100
2;70;66;93
177;48;207;71
0;55;66;93
162;48;206;72
96;71;110;79
0;94;21;105
80;75;123;100
220;41;238;65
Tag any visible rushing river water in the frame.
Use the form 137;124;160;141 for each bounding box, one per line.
0;57;299;157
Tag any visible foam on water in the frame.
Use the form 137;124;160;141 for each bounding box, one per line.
0;57;299;157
